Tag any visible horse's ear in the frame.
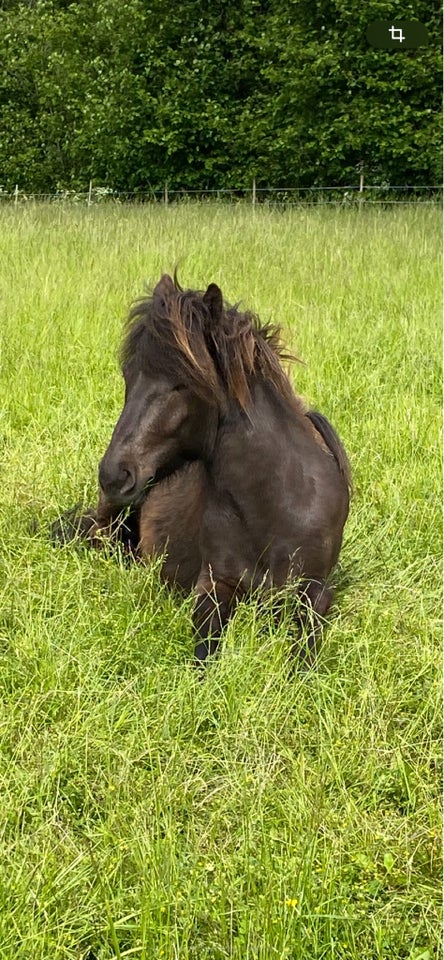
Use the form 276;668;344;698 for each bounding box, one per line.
203;283;223;326
153;274;175;298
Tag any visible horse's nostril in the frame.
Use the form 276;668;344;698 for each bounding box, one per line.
120;468;136;494
98;458;137;501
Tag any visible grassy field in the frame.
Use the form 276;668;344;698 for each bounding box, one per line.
0;203;441;960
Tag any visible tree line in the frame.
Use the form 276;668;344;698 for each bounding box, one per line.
0;0;441;193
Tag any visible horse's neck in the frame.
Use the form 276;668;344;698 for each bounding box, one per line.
234;378;306;428
212;381;304;474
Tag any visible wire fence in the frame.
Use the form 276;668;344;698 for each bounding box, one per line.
1;182;442;206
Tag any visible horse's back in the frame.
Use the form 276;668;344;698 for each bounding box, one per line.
304;409;351;492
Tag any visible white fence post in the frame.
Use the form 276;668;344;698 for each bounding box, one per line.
359;165;364;208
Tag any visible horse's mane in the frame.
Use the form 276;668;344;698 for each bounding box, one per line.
120;275;299;410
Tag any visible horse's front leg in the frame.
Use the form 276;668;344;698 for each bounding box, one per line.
50;489;122;548
193;575;235;665
50;503;101;545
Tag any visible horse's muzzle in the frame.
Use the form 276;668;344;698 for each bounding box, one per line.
98;457;138;504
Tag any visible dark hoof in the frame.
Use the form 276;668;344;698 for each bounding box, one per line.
194;638;220;668
50;506;96;546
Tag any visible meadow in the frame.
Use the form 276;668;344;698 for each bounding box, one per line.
0;202;441;960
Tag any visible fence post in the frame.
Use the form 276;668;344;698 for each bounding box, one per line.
87;180;93;207
164;182;168;205
14;184;19;206
359;164;364;208
252;178;256;206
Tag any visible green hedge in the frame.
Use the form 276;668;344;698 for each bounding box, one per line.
0;0;441;192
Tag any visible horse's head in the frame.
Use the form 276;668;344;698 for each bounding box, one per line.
98;273;295;506
98;276;221;506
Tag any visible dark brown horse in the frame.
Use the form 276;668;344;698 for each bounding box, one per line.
53;274;351;665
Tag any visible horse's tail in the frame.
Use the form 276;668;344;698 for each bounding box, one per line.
306;410;352;494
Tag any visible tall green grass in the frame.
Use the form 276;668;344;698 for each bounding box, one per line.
0;203;441;959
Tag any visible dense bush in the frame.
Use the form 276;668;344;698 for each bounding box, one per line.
0;0;441;191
